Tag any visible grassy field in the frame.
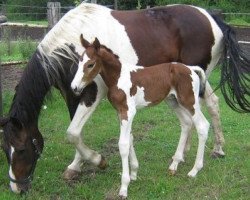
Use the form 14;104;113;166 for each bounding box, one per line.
0;40;38;62
0;69;249;200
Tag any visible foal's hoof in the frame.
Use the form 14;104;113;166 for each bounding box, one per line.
168;169;177;176
211;151;225;159
98;155;108;170
63;168;81;181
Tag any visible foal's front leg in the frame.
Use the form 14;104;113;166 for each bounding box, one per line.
118;109;136;199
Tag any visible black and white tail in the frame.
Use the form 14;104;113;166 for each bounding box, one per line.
212;15;250;112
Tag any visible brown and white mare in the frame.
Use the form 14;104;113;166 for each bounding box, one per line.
71;35;210;198
0;3;249;193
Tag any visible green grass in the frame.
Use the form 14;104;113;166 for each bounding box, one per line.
0;69;250;199
0;40;38;62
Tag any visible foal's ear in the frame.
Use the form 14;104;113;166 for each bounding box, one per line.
80;34;90;48
93;37;101;51
0;117;9;128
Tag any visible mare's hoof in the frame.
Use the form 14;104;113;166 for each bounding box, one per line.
98;155;108;170
63;168;81;181
211;151;225;159
168;169;177;176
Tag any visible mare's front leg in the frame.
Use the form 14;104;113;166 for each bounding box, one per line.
118;108;136;199
64;76;108;180
204;82;225;158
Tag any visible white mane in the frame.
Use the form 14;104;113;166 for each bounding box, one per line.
37;3;138;84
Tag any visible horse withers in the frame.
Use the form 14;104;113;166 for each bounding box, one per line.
71;35;210;198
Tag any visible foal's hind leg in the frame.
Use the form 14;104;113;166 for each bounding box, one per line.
204;82;225;158
168;104;193;175
64;76;108;180
188;109;209;177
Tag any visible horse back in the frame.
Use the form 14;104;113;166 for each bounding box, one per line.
112;5;215;70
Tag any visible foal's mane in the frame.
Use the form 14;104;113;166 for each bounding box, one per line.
99;45;120;66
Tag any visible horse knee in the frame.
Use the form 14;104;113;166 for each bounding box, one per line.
196;120;210;140
67;129;81;144
119;141;130;157
206;93;219;111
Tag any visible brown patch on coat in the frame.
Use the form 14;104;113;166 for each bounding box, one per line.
130;63;195;114
111;5;214;70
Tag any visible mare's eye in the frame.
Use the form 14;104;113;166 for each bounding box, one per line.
87;63;94;68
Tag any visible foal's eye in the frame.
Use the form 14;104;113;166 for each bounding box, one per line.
87;63;94;68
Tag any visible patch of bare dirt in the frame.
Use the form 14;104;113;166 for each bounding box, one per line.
1;65;24;91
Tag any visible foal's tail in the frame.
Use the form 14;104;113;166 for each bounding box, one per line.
192;66;207;98
212;15;250;112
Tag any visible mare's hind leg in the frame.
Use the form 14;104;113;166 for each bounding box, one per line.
204;82;225;158
64;76;108;180
168;102;193;175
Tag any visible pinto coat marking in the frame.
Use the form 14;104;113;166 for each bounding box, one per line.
71;36;210;198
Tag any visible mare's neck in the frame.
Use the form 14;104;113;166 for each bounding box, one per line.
9;51;52;126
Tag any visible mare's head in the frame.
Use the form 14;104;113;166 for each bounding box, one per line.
0;116;43;193
71;34;103;95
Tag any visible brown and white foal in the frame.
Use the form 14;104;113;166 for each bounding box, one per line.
71;35;210;198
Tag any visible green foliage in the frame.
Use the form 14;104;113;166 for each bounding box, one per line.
0;38;38;62
2;0;75;21
18;37;37;60
155;0;250;12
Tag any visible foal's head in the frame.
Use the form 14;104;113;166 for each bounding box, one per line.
71;34;102;95
71;34;120;95
0;117;43;193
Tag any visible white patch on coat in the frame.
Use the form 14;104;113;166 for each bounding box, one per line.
38;3;138;83
191;6;224;76
133;86;151;109
71;53;90;93
117;64;150;119
9;146;20;193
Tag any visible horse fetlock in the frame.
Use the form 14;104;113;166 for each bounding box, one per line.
67;133;80;144
130;171;137;181
119;186;128;199
187;169;198;177
211;147;225;159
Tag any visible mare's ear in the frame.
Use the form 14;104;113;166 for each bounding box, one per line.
0;117;9;127
80;34;90;48
10;117;23;130
93;37;101;51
